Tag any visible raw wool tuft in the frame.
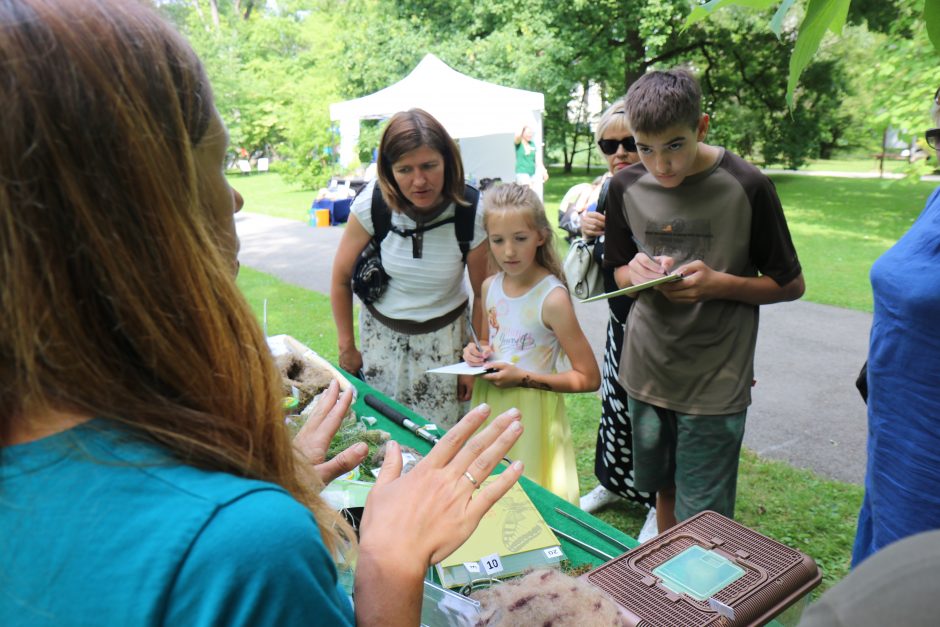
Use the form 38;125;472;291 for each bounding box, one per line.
274;352;333;407
470;569;627;626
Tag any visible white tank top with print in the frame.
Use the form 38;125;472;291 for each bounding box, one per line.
485;272;566;375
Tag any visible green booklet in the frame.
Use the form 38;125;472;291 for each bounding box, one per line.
579;273;683;303
435;478;564;588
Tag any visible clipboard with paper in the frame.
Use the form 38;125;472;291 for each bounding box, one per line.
579;272;683;303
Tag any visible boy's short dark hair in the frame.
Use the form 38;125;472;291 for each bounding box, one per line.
624;68;702;135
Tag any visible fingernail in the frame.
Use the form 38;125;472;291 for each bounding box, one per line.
505;407;520;419
512;460;524;471
354;442;368;455
475;403;490;413
509;421;522;432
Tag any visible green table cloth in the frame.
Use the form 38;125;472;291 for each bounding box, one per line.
344;374;638;570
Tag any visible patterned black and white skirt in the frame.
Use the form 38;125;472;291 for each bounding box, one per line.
593;307;655;506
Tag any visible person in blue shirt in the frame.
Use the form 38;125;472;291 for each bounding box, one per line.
851;86;940;568
0;2;524;625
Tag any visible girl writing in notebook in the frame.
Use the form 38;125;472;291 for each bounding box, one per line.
463;184;600;504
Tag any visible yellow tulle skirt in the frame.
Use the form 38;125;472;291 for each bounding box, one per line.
471;379;579;505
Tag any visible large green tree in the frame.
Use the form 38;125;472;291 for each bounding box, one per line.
158;0;928;184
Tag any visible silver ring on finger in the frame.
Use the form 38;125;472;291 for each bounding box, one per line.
463;471;480;488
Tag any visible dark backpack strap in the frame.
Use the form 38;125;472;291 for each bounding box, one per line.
455;184;480;263
371;182;478;261
370;183;391;244
596;177;611;216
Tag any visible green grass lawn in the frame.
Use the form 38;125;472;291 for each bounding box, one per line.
237;267;863;595
231;171;314;221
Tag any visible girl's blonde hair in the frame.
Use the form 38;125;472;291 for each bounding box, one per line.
0;0;351;557
482;183;564;282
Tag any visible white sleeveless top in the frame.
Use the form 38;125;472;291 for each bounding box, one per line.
485;273;566;375
352;180;487;321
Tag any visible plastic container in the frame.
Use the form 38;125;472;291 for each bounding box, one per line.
309;208;331;227
584;511;822;626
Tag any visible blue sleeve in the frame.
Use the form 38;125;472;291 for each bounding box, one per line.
163;489;355;627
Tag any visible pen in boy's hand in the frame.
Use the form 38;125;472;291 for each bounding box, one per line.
631;235;667;275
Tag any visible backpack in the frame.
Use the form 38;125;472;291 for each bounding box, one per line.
351;183;480;304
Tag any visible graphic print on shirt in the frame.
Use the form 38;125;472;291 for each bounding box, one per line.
486;275;564;374
645;218;712;268
490;301;533;360
487;306;500;334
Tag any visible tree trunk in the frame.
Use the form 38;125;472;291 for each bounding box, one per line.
208;0;219;28
623;28;646;96
879;127;887;179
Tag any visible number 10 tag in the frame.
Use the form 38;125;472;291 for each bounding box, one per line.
480;553;504;575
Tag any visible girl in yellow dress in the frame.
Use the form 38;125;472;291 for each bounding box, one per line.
463;184;600;504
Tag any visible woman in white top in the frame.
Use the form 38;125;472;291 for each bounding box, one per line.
330;109;489;427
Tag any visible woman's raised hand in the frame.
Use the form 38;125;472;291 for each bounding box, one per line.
353;404;524;625
359;403;523;564
293;379;368;486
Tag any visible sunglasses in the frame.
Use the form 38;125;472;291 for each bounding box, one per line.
597;136;637;155
927;128;940;150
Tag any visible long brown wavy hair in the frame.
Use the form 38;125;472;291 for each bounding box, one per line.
0;0;349;555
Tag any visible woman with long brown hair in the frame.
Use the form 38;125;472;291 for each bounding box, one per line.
0;1;523;625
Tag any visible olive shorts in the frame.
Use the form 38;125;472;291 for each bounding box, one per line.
628;397;746;522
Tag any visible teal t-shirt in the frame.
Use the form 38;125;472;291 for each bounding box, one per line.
0;420;355;626
515;139;536;175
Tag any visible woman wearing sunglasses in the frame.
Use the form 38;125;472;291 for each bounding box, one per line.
577;102;657;537
850;87;940;568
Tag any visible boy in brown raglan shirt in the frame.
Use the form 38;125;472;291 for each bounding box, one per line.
604;69;805;535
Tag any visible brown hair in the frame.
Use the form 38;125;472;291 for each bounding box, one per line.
482;183;564;283
377;108;467;212
0;0;350;555
624;68;702;135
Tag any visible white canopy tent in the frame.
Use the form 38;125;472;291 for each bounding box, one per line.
329;54;545;196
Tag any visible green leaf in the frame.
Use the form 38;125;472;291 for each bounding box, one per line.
769;0;796;38
684;0;778;29
926;0;940;55
786;0;850;108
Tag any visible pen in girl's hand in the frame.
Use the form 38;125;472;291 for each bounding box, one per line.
466;309;484;354
631;235;667;275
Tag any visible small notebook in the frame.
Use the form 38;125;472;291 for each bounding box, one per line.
435;478;565;588
579;273;683;303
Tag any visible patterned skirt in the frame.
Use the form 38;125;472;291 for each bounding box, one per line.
359;306;468;429
593;307;655;506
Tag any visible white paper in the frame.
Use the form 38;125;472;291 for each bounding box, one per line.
579;272;683;303
426;361;505;376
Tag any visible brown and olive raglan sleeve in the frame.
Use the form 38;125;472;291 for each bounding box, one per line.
723;153;802;286
602;167;644;269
